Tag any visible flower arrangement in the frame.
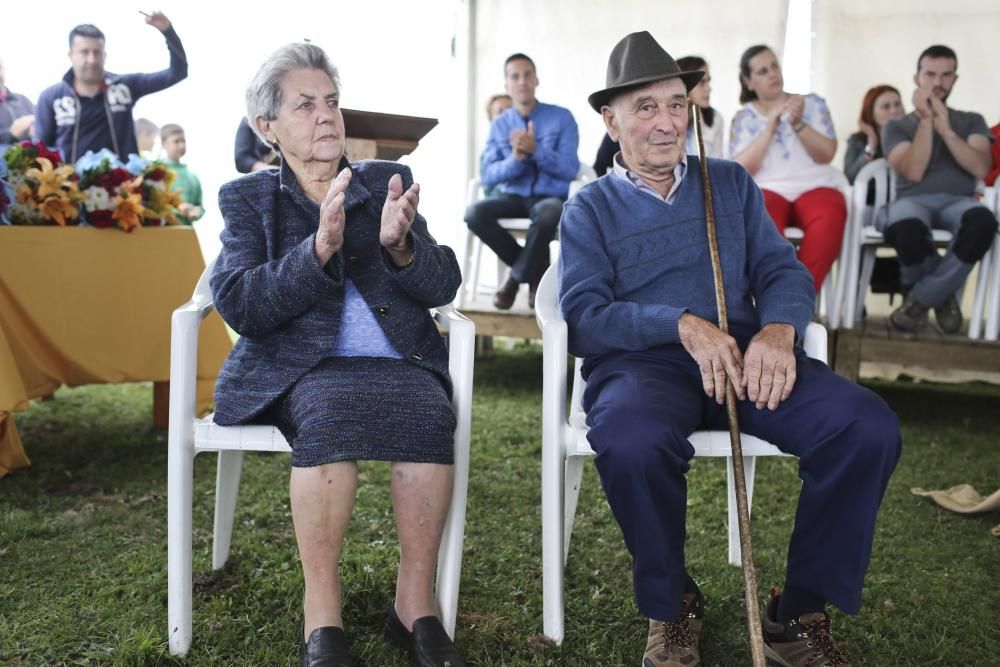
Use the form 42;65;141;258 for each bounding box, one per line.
74;150;182;232
76;150;144;230
1;141;82;226
136;160;183;227
0;144;187;232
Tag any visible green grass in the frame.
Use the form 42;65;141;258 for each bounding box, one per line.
1;348;998;666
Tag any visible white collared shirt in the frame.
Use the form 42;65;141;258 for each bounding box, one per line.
612;151;688;204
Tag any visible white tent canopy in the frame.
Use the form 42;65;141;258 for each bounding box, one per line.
468;0;1000;171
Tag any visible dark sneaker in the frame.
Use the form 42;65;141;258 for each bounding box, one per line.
888;292;929;332
643;587;705;666
493;272;519;310
763;589;850;667
934;293;963;334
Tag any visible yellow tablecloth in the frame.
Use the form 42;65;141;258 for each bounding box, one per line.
0;226;232;478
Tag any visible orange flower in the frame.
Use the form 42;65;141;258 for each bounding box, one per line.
113;181;146;232
26;158;78;200
143;187;183;225
21;157;81;225
16;184;36;207
39;196;80;226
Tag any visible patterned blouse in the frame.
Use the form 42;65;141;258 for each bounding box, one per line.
729;93;842;201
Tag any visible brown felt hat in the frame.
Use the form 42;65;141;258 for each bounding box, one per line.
588;31;705;112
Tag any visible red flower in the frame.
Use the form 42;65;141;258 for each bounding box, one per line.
20;140;63;166
147;168;167;181
88;210;114;228
95;168;133;191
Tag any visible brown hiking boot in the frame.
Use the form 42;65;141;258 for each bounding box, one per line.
934;293;963;334
493;272;519;310
763;589;850;667
888;292;929;332
643;588;704;666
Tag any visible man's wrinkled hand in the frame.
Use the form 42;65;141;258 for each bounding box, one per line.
742;323;796;410
679;313;745;404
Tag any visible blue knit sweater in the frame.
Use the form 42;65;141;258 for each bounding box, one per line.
558;157;814;360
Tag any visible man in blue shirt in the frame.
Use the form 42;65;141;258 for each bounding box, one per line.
465;53;579;309
34;12;187;163
560;31;900;667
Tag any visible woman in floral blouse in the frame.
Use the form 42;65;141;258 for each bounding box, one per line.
729;45;846;292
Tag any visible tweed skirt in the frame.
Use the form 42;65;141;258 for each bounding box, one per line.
264;356;456;467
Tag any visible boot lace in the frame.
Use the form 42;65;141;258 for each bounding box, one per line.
802;616;850;666
657;615;695;650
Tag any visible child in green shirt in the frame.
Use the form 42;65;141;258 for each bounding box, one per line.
161;123;204;225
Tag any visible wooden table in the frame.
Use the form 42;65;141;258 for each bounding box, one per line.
0;226;232;478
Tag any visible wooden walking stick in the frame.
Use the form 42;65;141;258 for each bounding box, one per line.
691;103;767;667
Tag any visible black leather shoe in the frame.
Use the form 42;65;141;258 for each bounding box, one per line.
384;607;467;667
301;625;353;667
493;272;519;310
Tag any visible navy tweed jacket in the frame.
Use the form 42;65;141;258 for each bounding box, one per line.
210;158;461;426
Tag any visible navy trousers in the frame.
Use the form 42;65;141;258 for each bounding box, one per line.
582;343;901;623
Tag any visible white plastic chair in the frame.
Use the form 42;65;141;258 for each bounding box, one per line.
968;186;999;341
535;265;827;644
840;159;994;335
458;164;598;307
166;261;475;656
783;226;837;323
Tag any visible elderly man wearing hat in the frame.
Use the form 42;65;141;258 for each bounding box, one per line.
557;31;901;667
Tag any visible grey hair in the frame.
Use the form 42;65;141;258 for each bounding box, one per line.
245;43;341;147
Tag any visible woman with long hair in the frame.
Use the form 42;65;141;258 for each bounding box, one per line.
843;85;905;184
729;45;846;292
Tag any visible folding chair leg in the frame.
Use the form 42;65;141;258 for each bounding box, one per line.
212;450;244;570
562;457;586;565
726;455;758;567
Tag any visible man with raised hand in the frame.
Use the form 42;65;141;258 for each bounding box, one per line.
34;11;188;163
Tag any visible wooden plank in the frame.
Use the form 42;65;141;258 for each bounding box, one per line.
859;336;1000;373
153;381;169;429
833;329;862;382
465;311;540;339
833;316;1000;377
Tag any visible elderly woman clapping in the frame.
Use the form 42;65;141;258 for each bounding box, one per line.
210;44;466;667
